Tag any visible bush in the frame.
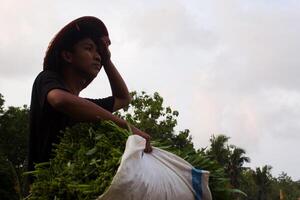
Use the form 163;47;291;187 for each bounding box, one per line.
25;120;234;200
25;120;130;200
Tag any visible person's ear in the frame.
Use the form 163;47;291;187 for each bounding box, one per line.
61;50;73;63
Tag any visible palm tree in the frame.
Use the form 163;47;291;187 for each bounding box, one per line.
207;135;250;199
208;135;250;187
227;146;250;188
252;165;272;200
207;134;230;166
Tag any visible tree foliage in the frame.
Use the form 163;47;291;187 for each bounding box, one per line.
25;120;130;199
0;91;300;199
115;91;241;199
0;93;29;199
207;134;250;191
240;167;300;200
0;155;20;200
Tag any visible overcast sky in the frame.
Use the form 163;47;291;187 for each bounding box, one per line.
1;0;299;180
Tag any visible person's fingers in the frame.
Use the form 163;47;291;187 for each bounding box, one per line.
99;38;107;49
144;143;148;152
144;147;152;153
144;140;152;153
100;36;111;46
103;36;111;44
146;146;153;153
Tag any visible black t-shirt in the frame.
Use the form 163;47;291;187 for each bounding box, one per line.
26;69;114;183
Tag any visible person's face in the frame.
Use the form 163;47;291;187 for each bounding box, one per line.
64;37;103;79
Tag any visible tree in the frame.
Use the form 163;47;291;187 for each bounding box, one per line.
0;154;20;200
239;169;259;200
206;135;251;199
0;106;29;162
227;145;250;188
0;105;29;169
0;93;30;198
115;91;237;199
207;134;230;167
240;169;300;200
252;165;273;200
0;91;253;199
207;135;250;188
115;91;194;152
0;93;4;114
23;91;235;199
275;172;300;200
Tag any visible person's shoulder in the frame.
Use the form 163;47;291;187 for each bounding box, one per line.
38;70;61;79
34;70;61;83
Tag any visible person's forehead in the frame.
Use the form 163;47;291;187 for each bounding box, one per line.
78;38;99;46
73;37;104;51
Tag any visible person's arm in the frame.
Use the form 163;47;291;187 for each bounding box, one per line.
47;88;152;153
100;36;131;112
104;60;131;112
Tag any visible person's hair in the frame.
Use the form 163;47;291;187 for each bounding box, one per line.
43;29;101;74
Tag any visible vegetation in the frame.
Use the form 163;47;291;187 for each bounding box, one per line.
25;120;130;199
0;91;299;199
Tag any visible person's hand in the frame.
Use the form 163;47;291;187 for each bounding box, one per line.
132;128;153;153
140;132;152;153
99;36;111;67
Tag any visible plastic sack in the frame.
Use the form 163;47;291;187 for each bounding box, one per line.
97;135;212;200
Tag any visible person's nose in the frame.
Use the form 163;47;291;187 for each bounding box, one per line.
94;51;101;64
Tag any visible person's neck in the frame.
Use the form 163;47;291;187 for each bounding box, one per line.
61;66;87;96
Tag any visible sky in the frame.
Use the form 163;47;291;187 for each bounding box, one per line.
0;0;299;180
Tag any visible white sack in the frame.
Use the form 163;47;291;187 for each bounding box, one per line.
97;135;212;200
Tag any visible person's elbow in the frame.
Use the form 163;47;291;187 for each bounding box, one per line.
123;94;132;106
47;89;69;110
114;95;131;111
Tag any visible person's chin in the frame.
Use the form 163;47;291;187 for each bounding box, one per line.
81;69;97;80
86;69;99;81
92;68;100;76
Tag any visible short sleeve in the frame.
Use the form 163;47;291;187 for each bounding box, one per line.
35;70;70;108
84;96;115;113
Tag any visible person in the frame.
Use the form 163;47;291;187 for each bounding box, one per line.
24;16;152;195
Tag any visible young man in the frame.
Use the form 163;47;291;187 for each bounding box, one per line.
26;16;152;191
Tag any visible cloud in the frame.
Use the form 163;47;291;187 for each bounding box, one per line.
0;1;59;77
185;0;300;179
0;0;299;179
208;0;300;91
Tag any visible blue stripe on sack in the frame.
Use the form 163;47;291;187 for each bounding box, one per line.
192;168;203;200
